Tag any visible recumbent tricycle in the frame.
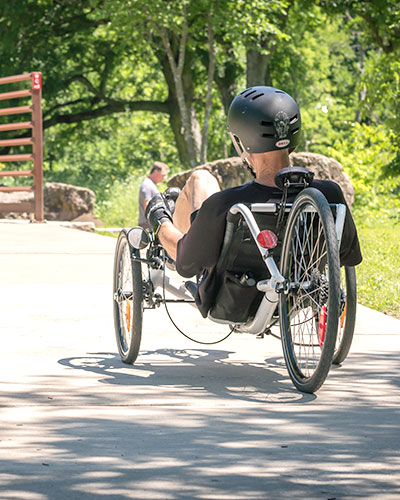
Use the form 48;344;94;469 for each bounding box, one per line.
112;167;356;393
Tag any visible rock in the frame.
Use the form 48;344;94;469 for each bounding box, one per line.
0;182;97;221
43;182;95;221
289;152;354;206
167;152;354;207
71;213;105;227
0;191;33;219
167;157;253;190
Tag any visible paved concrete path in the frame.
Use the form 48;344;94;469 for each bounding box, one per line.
0;222;399;500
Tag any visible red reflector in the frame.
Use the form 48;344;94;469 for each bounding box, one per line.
257;230;278;249
318;305;327;346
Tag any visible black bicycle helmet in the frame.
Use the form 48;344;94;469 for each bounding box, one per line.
227;86;301;158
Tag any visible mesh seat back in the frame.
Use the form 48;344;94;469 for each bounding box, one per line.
209;210;281;322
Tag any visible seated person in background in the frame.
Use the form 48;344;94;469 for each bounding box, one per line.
138;161;169;230
146;86;362;317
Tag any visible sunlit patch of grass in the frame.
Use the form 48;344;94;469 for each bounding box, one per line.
355;214;400;318
95;230;119;238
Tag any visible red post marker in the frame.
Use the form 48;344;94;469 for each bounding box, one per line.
32;72;42;90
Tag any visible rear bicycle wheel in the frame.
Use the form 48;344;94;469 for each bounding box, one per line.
332;266;357;365
279;188;341;393
113;231;143;364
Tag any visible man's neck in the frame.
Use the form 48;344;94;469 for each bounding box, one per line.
249;150;290;187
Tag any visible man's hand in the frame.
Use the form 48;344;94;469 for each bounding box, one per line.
145;193;173;231
163;187;181;214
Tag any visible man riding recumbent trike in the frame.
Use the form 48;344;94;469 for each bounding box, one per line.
113;86;362;393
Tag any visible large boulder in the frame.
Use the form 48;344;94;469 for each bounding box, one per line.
167;157;253;190
167;152;354;207
290;152;354;206
0;182;96;221
44;182;95;221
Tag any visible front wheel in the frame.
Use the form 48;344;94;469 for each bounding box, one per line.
113;231;143;364
279;188;341;393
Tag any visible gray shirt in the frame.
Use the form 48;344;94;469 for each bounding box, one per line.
138;177;159;228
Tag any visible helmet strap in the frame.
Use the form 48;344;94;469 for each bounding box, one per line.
243;157;256;178
228;131;256;178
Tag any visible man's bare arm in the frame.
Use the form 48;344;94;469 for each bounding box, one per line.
157;221;183;261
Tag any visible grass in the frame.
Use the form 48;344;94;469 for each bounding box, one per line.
355;214;400;319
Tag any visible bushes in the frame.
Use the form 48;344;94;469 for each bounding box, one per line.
95;172;142;228
327;123;400;222
95;171;168;227
323;122;400;317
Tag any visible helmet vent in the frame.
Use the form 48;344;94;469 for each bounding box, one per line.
292;128;300;135
261;133;275;138
290;114;299;124
252;93;264;100
260;120;273;127
240;88;252;95
244;89;257;98
275;90;285;94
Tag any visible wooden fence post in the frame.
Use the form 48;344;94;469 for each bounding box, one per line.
0;72;44;221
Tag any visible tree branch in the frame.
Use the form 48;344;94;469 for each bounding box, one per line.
68;74;101;97
42;99;169;128
177;5;188;77
43;98;91;118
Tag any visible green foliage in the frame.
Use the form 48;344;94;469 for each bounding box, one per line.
327;123;400;219
43;111;178;200
94;172;142;228
95;169;168;227
270;5;359;151
360;52;400;176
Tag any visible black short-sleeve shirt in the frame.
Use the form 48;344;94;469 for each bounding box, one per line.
176;179;362;316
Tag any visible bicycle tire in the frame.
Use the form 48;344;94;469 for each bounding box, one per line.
279;187;340;393
113;231;143;364
332;266;357;365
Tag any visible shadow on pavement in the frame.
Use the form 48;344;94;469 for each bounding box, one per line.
1;353;399;499
2;353;400;499
57;348;314;405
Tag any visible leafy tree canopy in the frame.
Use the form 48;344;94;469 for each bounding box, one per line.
0;0;399;212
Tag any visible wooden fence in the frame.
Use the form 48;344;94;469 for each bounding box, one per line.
0;72;44;221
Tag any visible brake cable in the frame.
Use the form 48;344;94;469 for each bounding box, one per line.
160;252;235;345
275;180;289;236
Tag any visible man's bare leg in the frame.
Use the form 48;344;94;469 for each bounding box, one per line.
173;169;220;233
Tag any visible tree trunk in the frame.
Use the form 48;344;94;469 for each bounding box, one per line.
214;43;241;114
155;39;199;168
354;37;367;123
168;103;192;167
200;10;216;164
246;48;273;88
159;7;199;168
